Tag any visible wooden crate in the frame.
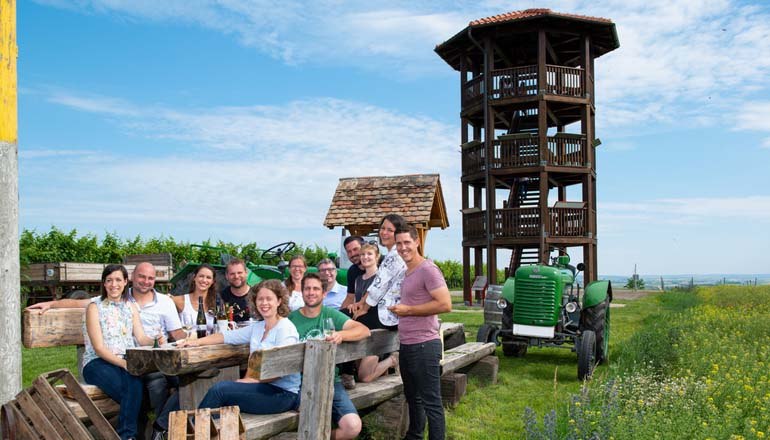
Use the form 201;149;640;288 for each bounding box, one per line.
0;369;118;440
169;406;244;440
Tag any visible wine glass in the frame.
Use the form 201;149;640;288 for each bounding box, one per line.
323;318;336;338
181;315;194;340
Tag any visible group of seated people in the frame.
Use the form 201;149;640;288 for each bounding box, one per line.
26;215;409;440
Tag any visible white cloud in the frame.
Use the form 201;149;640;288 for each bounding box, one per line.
26;91;463;254
34;0;770;136
47;92;141;116
735;102;770;131
602;196;770;221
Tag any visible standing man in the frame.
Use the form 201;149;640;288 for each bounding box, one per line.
340;236;365;311
317;258;347;310
289;273;370;440
221;258;252;322
388;225;452;440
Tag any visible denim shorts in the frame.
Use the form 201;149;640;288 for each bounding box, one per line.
332;381;357;424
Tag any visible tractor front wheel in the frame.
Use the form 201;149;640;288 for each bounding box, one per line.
581;297;610;364
477;324;494;343
577;330;596;381
502;341;528;357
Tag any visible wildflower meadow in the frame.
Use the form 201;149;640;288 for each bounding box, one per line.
524;285;770;439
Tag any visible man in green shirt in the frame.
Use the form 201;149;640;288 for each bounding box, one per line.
289;273;370;440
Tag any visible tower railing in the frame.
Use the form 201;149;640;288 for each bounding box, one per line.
462;64;586;108
461;135;587;178
462;207;588;241
462;75;484;108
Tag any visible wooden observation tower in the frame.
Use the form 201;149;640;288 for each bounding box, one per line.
435;9;619;302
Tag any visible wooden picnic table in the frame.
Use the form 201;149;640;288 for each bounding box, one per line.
124;326;406;410
126;342;248;410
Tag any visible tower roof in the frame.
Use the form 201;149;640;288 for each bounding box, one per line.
435;8;619;71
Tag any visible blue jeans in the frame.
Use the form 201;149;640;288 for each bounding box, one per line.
400;339;445;440
83;358;143;440
156;381;299;430
199;381;299;414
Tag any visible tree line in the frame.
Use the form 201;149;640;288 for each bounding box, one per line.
19;227;501;289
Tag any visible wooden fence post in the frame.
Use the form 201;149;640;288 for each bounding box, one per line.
297;340;336;440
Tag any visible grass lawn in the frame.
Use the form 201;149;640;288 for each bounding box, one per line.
441;294;665;439
22;345;78;387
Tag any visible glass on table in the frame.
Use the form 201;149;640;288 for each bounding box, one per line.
181;315;194;340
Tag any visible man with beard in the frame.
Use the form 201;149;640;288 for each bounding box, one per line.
220;258;252;322
289;273;370;440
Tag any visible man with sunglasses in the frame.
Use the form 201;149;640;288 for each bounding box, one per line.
317;258;347;309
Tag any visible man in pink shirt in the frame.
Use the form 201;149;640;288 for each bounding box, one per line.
388;224;452;440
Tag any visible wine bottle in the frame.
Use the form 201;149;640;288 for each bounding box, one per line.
196;296;207;338
217;297;227;322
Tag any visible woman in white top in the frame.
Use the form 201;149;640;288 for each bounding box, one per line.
284;255;307;311
173;263;216;331
155;279;300;431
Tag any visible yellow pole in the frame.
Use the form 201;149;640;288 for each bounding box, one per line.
1;0;17;142
0;0;21;404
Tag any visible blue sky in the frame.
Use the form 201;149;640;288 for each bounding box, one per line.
16;0;770;275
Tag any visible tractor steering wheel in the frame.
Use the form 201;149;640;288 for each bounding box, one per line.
260;241;296;261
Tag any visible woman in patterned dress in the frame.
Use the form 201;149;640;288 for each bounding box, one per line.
82;264;157;440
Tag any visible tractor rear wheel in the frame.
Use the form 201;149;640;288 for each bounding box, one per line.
577;330;596;381
581;297;610;364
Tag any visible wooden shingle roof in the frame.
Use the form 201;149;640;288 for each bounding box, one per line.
324;174;448;235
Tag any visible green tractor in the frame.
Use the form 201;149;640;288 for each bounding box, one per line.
169;242;347;295
477;254;612;380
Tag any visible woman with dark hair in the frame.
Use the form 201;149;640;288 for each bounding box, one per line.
354;243;399;382
353;213;408;327
83;264;156;440
153;280;300;435
284;255;307;311
173;263;217;333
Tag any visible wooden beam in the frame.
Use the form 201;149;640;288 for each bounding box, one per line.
546;38;561;65
297;340;336;440
248;329;399;381
493;43;514;67
547;108;561;126
23;308;86;348
127;343;249;377
440;342;496;375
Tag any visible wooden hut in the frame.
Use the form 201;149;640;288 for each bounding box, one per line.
323;174;449;254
